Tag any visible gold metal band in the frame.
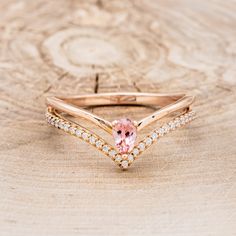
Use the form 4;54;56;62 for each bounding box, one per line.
45;92;196;169
46;92;195;134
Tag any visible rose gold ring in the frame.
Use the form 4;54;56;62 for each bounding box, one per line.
45;92;196;169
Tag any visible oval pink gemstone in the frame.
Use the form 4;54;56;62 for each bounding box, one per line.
112;118;137;154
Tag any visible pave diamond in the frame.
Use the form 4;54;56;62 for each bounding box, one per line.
115;155;122;163
132;148;139;156
151;132;158;140
50;118;55;125
169;121;175;130
59;121;64;129
54;120;59;128
174;118;181;127
128;154;134;162
145;137;152;146
102;145;110;153
109;150;117;158
89;136;96;144
95;140;103;149
184;115;189;122
121;160;129;169
69;127;76;134
158;127;164;136
138;142;145;151
82;132;89;140
163;124;170;133
76;129;83;137
63;124;70;132
180;116;186;125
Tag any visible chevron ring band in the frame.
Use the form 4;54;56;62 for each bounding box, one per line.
46;93;196;169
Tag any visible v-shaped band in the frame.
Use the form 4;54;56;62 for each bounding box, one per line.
46;92;196;169
46;92;194;134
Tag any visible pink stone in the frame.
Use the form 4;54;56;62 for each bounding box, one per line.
112;118;137;154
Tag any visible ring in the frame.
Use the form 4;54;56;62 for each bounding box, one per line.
45;92;196;169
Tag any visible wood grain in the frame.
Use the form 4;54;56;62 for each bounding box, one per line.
0;0;236;235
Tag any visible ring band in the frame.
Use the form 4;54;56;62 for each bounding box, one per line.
46;92;196;169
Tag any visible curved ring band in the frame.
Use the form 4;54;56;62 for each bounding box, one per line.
46;92;196;169
46;92;194;133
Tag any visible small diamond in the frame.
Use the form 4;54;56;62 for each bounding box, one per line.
138;142;145;151
145;137;152;146
89;136;96;145
64;124;70;132
180;116;185;125
95;140;103;149
174;118;181;127
69;127;76;134
82;132;89;140
102;145;110;153
189;111;195;117
169;121;175;130
121;160;129;169
158;128;164;136
54;119;59;128
132;148;139;156
115;155;122;163
109;150;117;158
59;121;64;129
184;114;189;122
76;129;82;137
163;124;170;133
151;132;158;140
128;154;134;162
50;118;55;125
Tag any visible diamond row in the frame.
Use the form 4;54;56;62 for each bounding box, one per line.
45;111;129;169
46;110;196;169
117;111;196;169
128;111;196;162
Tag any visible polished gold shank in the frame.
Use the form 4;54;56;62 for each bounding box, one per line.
46;92;195;134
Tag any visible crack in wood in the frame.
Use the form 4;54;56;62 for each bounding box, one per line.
133;81;141;92
94;73;99;94
36;72;69;99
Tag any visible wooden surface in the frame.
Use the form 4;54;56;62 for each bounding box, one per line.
0;0;236;235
